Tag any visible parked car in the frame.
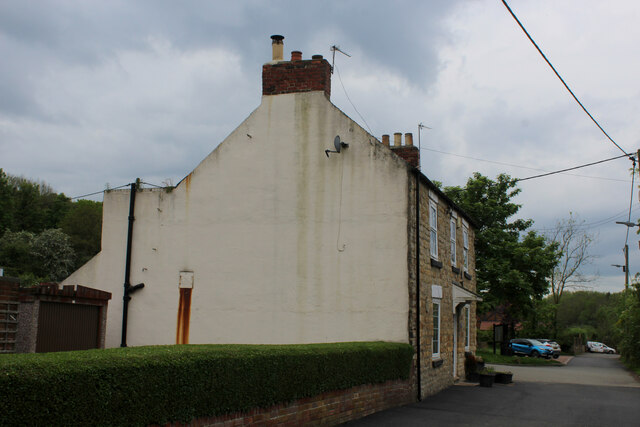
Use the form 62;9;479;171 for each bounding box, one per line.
509;339;554;359
592;343;616;354
537;339;561;358
586;341;603;352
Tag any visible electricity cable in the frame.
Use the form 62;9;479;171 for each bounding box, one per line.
334;64;374;136
71;181;171;201
533;205;640;232
421;146;630;182
140;181;167;189
501;0;629;156
515;153;630;182
70;183;131;200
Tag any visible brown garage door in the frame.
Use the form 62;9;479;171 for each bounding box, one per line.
36;301;100;353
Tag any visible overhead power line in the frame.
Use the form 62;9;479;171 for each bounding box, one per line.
70;181;168;200
515;153;631;182
70;183;131;200
420;146;630;183
334;64;374;136
533;205;640;232
501;0;629;156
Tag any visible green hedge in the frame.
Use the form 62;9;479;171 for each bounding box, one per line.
0;341;413;426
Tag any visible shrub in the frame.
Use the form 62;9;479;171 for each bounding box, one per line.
0;341;413;426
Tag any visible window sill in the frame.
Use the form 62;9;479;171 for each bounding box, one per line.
432;358;443;368
452;266;460;274
464;271;472;280
430;258;443;269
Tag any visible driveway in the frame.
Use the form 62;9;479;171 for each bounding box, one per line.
345;353;640;426
487;353;640;387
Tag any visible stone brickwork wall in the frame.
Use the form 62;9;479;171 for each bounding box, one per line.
407;174;478;398
154;379;413;427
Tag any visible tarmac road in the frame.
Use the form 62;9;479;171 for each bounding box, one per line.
490;353;640;387
344;353;640;426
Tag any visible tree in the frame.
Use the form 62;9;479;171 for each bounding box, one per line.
616;275;640;367
60;200;103;268
0;228;75;285
0;230;35;279
0;169;15;234
0;172;72;235
546;213;596;337
444;173;559;323
548;213;596;304
31;229;76;281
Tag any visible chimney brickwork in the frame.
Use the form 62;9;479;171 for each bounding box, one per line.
263;36;331;98
389;132;420;168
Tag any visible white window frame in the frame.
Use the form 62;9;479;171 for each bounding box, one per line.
464;305;470;351
450;216;457;266
429;200;438;259
463;224;469;273
432;299;441;359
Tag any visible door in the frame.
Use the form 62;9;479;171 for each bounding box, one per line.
36;301;100;352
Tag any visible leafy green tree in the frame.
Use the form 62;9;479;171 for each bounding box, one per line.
0;172;72;234
31;229;76;281
0;230;36;279
539;290;623;349
616;275;640;367
60;200;102;268
0;169;16;235
444;173;559;323
10;177;51;232
0;229;75;285
519;297;555;338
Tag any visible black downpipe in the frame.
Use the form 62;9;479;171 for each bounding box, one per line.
120;181;145;347
415;170;421;401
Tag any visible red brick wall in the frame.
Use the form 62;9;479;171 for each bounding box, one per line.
262;58;332;98
155;379;413;426
391;146;420;168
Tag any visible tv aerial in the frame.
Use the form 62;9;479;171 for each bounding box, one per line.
330;45;351;74
325;135;349;157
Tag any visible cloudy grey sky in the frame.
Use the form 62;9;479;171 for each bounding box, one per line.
2;0;639;293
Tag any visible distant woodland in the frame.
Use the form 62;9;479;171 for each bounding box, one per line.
0;168;102;285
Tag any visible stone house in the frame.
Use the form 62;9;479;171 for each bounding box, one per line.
63;35;480;399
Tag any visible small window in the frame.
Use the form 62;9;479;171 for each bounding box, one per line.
463;225;469;272
450;218;457;266
432;299;441;358
429;201;438;259
464;305;470;350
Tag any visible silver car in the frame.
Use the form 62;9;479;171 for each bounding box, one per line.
537;339;561;358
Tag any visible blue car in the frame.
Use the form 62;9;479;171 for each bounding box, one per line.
509;338;554;359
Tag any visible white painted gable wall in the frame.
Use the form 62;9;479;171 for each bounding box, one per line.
64;91;410;348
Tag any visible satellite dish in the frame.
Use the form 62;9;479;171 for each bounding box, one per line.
325;135;349;157
334;135;342;153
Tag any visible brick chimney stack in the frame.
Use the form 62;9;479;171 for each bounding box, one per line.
262;35;332;98
386;132;420;168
